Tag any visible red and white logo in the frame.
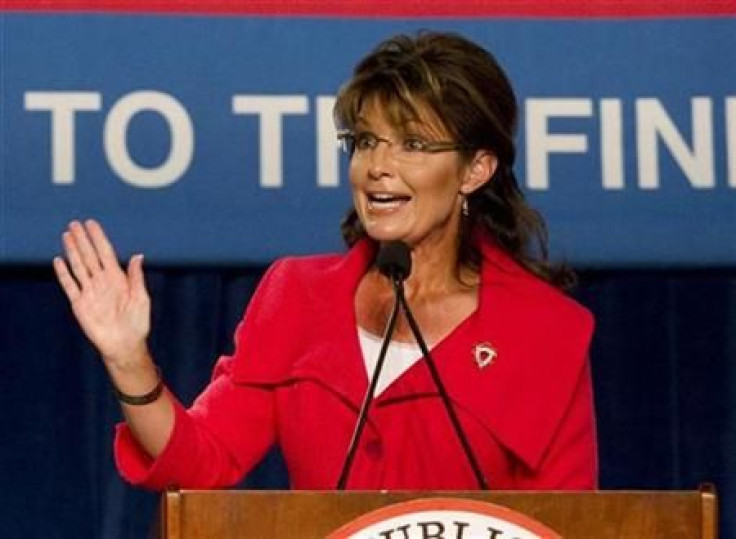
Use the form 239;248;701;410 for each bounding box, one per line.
329;497;561;538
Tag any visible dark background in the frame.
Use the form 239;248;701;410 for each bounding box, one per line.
1;263;734;537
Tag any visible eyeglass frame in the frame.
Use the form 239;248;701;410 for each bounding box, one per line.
336;129;472;160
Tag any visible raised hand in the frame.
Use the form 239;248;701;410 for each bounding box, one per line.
53;220;151;369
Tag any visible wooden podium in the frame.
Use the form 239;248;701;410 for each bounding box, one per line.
160;486;717;538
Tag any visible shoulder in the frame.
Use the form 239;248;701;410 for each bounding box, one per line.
248;240;374;315
265;251;348;284
230;242;374;384
258;240;373;295
516;273;594;338
479;241;594;340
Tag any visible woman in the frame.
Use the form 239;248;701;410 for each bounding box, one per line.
54;31;597;490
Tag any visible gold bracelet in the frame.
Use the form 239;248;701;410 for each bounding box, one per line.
113;368;164;406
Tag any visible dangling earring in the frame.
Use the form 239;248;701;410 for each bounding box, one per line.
462;198;469;217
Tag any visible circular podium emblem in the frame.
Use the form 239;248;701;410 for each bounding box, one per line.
328;497;561;539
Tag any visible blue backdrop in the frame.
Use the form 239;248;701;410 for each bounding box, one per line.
2;15;735;265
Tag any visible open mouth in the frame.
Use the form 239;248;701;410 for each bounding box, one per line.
367;192;411;210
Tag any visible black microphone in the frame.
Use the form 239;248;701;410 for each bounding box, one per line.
336;242;406;489
377;240;412;282
385;242;489;490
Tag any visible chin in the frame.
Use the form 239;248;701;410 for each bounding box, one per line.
364;228;409;245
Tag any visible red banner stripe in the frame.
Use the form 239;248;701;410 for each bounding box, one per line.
3;0;736;18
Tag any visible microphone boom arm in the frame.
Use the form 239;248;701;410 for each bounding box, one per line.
336;289;402;490
394;275;490;490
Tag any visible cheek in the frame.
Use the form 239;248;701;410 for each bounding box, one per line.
348;160;364;190
414;168;462;206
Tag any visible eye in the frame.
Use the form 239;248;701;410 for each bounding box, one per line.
402;136;429;153
354;131;378;150
338;132;355;154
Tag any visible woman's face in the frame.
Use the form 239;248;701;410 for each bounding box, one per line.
349;98;486;251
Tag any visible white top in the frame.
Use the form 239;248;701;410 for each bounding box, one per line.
357;327;426;396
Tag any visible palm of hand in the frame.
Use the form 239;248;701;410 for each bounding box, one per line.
71;266;150;362
54;220;151;366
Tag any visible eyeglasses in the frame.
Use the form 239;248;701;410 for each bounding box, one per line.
337;129;470;165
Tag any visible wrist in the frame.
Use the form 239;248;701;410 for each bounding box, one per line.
102;342;151;373
104;347;159;395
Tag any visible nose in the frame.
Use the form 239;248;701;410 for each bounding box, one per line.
367;139;395;179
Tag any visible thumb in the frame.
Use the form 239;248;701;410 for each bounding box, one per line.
127;254;147;298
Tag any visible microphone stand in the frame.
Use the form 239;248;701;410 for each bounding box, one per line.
336;240;488;490
394;275;489;490
336;289;401;490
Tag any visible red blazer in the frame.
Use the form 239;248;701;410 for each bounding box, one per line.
115;238;597;490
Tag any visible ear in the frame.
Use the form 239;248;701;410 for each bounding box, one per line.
460;150;498;195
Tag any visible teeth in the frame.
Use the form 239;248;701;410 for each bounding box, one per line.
368;193;409;202
369;199;404;210
367;193;409;211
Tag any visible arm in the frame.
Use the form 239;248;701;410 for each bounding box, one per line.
54;220;173;458
56;220;279;489
114;355;277;489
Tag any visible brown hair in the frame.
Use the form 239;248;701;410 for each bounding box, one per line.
334;31;575;289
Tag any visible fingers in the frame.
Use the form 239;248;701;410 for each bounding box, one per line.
52;256;81;302
58;219;125;290
68;220;104;276
127;254;148;300
62;229;92;288
86;219;119;270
